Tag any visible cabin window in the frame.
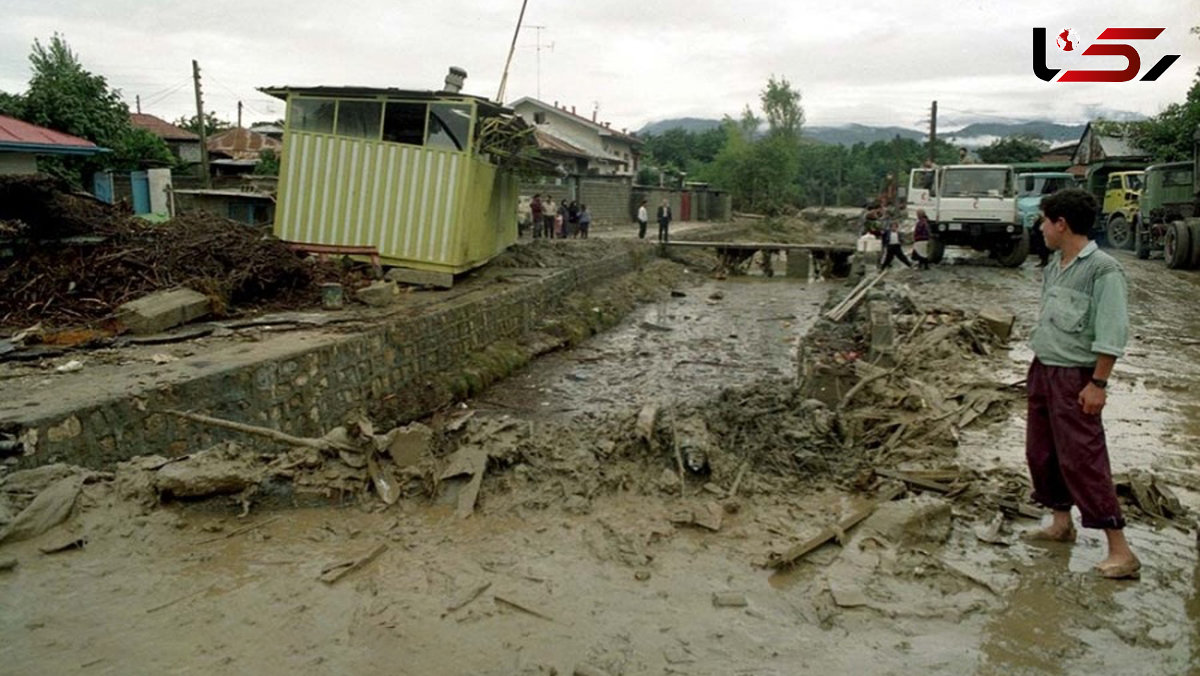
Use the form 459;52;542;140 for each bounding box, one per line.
1163;170;1191;186
336;100;382;139
291;98;335;134
426;103;472;152
533;112;546;124
382;102;428;146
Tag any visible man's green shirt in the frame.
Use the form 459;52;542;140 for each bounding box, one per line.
1029;240;1129;367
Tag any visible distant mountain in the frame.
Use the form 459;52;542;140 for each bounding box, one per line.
941;121;1086;144
638;118;723;136
638;118;1091;147
805;124;925;146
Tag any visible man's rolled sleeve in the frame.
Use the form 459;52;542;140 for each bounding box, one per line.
1090;270;1129;358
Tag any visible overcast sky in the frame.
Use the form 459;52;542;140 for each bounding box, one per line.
1;0;1196;134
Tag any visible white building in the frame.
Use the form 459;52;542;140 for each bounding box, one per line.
509;97;642;176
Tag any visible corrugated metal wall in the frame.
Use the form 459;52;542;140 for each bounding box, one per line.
275;132;469;267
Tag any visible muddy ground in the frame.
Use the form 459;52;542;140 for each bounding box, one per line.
2;231;1200;675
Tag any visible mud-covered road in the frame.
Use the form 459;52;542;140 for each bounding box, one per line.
2;244;1199;675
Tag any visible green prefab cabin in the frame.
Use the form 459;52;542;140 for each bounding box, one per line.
262;83;521;286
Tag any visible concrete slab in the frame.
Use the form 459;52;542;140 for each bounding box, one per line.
115;288;211;335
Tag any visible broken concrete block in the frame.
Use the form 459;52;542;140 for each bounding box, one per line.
154;443;262;499
867;300;894;363
385;422;433;468
860;495;952;548
354;281;398;307
115;287;211;335
978;307;1015;342
786;251;812;279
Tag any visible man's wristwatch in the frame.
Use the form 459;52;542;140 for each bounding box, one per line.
1090;377;1108;389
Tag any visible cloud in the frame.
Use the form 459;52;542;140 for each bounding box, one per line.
0;0;1195;132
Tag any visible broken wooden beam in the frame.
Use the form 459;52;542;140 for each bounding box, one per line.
769;482;905;568
874;468;957;494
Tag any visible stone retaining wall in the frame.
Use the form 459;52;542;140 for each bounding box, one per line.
6;228;743;469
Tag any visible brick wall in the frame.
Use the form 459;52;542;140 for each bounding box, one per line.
578;176;632;224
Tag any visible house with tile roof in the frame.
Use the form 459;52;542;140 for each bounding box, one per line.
130;113;202;164
0;114;106;175
509;97;642;176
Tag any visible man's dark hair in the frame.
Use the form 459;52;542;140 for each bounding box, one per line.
1040;188;1097;236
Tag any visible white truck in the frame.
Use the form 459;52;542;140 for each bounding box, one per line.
915;164;1028;267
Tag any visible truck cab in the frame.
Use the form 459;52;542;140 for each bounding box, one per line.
928;164;1027;267
906;166;938;220
1018;172;1075;261
1100;170;1143;250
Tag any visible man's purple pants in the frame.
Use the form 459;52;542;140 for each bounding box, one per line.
1026;359;1125;530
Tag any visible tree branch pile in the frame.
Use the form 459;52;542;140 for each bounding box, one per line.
0;176;356;328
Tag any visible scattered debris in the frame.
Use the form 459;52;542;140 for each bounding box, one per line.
494;594;554;621
973;512;1013;547
825;269;887;322
319;543;388;585
670;501;724;532
38;535;88;555
196;516;281;546
769;483;905;568
55;359;85;373
828;578;869;608
445;581;493;615
0;474;84;544
440;446;488;518
712;592;748;608
639;321;673;332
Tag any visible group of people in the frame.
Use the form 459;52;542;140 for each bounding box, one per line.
529;195;592;239
862;203;933;271
636;198;672;242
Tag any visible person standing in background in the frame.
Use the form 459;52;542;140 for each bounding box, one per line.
656;198;672;243
637;199;649;239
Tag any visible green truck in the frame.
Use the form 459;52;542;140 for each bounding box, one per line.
1139;124;1200;269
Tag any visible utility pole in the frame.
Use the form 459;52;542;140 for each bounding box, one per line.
135;95;141;114
237;101;243;129
929;100;938;165
192;60;212;188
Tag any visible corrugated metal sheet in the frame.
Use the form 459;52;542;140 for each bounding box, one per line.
208;127;282;160
276;132;479;269
0;115;99;148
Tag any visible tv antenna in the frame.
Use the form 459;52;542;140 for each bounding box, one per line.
527;25;553;100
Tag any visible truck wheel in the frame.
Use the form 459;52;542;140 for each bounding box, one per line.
995;229;1030;268
928;237;945;264
1106;215;1133;250
1189;221;1200;269
1134;218;1150;259
1164;221;1191;269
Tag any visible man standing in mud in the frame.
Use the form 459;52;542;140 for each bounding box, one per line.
1024;188;1138;579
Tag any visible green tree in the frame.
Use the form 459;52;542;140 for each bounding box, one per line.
976;135;1048;164
0;91;24;118
254;148;281;176
174;111;234;136
15;34;172;183
760;75;804;140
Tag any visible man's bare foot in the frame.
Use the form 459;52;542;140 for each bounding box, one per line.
1096;553;1141;579
1020;525;1077;542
